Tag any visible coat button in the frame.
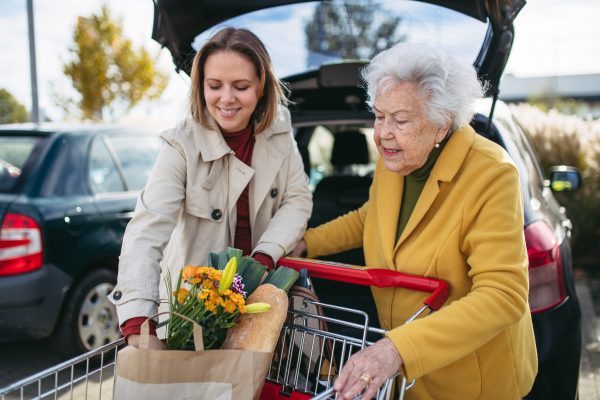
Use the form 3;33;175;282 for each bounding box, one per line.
271;188;278;198
212;209;223;220
113;291;122;300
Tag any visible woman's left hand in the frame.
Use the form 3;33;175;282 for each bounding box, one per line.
334;337;403;400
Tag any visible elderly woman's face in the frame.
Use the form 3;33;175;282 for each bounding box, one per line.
373;82;449;176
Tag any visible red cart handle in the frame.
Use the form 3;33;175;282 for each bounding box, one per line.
277;257;449;311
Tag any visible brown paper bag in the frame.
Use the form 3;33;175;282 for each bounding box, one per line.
114;312;273;400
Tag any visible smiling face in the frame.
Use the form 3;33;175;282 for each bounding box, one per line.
373;81;450;176
203;51;262;133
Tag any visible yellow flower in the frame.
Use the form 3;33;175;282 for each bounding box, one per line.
222;300;236;313
198;266;209;276
198;290;209;300
230;293;245;306
220;289;232;297
245;303;271;314
219;258;237;294
205;301;216;312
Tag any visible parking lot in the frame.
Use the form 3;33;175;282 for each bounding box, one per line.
0;268;596;399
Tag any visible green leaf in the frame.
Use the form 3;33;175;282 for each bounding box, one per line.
207;252;218;269
241;261;267;296
218;252;228;270
227;247;242;264
225;322;237;328
262;267;299;293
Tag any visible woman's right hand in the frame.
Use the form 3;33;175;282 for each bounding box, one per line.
127;334;166;350
289;239;307;257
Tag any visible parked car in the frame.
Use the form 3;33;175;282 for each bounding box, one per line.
0;124;161;360
153;0;583;398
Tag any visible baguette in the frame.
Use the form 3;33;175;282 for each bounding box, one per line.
221;284;287;352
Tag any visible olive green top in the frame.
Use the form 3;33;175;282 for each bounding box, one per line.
395;136;450;244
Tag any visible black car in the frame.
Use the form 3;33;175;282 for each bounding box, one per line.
0;125;161;359
153;0;583;398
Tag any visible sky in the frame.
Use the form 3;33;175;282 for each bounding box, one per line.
0;0;599;124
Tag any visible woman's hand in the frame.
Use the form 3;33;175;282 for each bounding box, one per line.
127;334;166;350
289;239;307;257
334;338;403;400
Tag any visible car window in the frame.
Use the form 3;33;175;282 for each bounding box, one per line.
496;116;544;190
512;117;546;182
191;0;489;79
0;136;42;193
105;135;161;191
307;125;378;192
88;137;125;194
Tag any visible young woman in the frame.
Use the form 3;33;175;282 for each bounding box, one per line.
109;27;312;349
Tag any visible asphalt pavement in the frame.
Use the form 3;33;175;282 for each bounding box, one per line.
1;271;599;399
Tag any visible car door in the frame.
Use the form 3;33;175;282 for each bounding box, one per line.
86;133;161;246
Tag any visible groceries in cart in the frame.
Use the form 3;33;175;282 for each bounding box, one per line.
112;248;300;400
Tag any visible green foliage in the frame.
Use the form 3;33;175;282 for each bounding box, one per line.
510;103;600;262
0;89;29;124
527;94;586;116
305;0;404;60
57;4;168;121
207;248;299;296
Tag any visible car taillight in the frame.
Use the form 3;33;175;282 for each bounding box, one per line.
0;213;43;276
525;220;567;314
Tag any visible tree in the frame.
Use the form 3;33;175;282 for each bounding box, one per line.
305;1;404;61
0;89;29;124
58;4;168;121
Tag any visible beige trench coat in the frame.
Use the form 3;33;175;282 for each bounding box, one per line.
108;106;312;324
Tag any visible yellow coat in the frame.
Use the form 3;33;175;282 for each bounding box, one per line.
303;126;537;399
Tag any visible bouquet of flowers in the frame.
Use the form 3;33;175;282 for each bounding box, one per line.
165;247;299;351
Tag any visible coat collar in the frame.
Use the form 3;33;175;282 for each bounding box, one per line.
192;106;292;162
376;125;476;270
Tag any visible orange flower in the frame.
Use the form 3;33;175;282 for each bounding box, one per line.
220;289;232;297
198;288;211;300
208;269;222;281
222;300;236;313
182;266;199;283
208;291;220;304
205;301;216;312
238;304;246;314
189;277;202;285
202;279;213;288
176;288;189;304
230;293;245;306
198;266;209;275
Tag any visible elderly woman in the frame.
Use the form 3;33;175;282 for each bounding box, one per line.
292;43;537;399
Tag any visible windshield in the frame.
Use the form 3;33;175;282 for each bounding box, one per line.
192;0;489;78
0;136;44;193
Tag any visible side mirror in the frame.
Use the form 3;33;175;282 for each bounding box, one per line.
548;166;582;192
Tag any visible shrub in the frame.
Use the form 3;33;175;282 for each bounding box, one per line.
510;103;600;263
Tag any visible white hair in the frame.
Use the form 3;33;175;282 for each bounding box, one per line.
361;42;487;132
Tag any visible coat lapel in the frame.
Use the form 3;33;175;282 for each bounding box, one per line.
249;133;285;229
392;126;476;253
376;164;403;271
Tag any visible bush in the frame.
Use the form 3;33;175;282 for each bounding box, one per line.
510;103;600;263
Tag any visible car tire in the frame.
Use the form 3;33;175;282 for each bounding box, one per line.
51;269;121;361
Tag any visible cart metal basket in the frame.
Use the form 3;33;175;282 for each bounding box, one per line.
0;258;448;400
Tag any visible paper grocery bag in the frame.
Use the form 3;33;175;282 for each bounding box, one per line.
113;312;273;400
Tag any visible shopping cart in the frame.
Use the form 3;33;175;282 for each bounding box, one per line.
0;258;448;400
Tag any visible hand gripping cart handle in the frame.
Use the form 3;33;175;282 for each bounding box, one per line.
260;257;449;400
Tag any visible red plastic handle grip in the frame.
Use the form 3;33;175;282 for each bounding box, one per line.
278;257;449;311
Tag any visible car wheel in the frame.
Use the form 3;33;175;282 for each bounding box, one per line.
52;269;121;360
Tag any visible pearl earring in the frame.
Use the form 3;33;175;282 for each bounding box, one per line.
435;142;440;148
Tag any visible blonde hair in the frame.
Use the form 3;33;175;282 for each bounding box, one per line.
188;27;287;134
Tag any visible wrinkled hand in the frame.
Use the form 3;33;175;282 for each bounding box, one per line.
289;239;307;258
127;334;166;350
334;338;403;400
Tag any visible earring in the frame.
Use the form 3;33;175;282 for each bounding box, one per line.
435;142;440;148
